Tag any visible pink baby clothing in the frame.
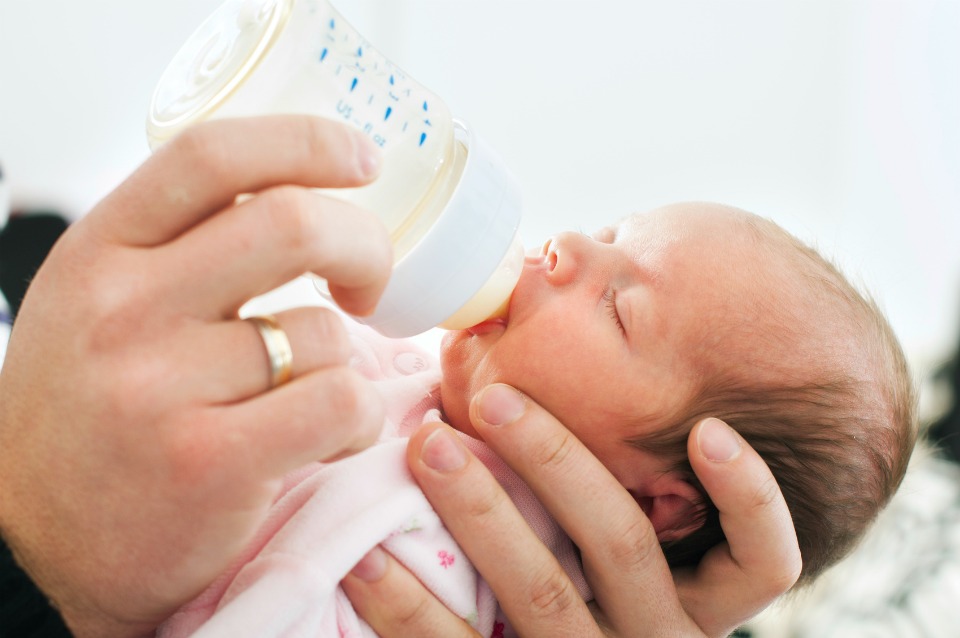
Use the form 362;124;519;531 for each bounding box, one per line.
158;324;591;638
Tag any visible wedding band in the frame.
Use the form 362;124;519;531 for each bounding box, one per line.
245;315;293;389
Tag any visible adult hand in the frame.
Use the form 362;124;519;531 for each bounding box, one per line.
0;116;392;637
342;384;802;637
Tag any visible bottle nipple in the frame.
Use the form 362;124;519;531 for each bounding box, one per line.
438;232;524;329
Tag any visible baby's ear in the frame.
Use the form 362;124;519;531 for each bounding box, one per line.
632;474;706;542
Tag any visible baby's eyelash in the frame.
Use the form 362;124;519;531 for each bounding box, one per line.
602;289;626;336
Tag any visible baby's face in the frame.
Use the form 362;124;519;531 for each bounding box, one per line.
440;202;781;492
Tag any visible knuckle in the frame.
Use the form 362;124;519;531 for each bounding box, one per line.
83;288;170;364
327;209;393;297
299;309;352;366
391;594;433;630
327;368;385;439
171;123;233;183
366;221;394;283
745;475;803;594
298;117;360;184
324;368;364;415
99;352;174;422
77;251;143;319
769;555;803;594
749;474;783;513
460;483;508;524
342;211;392;282
300;116;339;160
315;310;352;361
601;514;661;573
257;187;361;267
256;186;318;251
526;566;579;619
529;430;577;473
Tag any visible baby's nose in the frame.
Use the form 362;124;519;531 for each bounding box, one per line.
540;232;586;286
538;238;559;272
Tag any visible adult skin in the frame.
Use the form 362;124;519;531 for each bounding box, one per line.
0;116;393;637
343;391;802;637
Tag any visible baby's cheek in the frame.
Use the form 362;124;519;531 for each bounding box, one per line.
438;340;488;435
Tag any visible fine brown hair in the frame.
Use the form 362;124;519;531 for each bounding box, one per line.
631;212;918;586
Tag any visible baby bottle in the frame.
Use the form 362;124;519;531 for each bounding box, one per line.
147;0;523;337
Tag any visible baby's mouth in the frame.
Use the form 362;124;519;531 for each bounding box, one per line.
466;317;506;336
464;243;549;336
466;295;511;336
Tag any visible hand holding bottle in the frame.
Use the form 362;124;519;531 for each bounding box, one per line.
149;0;523;337
0;116;392;637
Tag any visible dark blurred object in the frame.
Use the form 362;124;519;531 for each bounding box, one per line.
929;323;960;464
0;537;73;637
0;211;69;317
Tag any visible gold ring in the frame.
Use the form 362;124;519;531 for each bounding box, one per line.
245;315;293;389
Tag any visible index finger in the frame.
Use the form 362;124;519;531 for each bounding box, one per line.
465;384;700;635
675;418;802;636
89;115;380;246
406;422;602;637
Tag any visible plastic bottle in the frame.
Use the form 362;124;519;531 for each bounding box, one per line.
147;0;522;337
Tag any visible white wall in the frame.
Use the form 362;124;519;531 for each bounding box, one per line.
1;0;957;384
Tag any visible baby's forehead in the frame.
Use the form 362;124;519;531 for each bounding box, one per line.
618;206;820;309
592;208;776;266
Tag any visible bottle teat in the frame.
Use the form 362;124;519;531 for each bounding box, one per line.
438;231;523;329
358;120;522;337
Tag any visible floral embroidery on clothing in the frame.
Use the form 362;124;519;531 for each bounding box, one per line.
438;550;455;568
491;621;505;638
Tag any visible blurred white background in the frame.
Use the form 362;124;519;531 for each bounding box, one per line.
1;0;958;388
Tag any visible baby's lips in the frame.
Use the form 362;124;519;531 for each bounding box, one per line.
466;317;506;336
466;297;510;336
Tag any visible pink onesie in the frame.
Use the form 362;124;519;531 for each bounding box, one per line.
158;324;591;638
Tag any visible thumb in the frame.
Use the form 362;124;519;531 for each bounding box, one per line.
677;418;802;636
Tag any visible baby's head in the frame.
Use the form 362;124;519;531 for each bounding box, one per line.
439;202;917;585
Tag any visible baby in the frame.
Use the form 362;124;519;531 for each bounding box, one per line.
160;202;917;637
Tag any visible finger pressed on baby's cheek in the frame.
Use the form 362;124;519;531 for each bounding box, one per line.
474;384;526;427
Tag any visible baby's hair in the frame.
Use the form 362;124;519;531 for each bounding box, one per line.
630;212;917;586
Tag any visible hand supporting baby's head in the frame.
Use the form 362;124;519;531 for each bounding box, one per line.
630;206;917;584
439;202;918;587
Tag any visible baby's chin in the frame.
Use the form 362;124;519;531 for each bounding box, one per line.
437;337;482;439
437;381;480;440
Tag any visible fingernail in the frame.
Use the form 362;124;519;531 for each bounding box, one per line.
477;384;526;426
354;133;381;178
697;418;742;462
421;428;467;472
350;546;387;582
